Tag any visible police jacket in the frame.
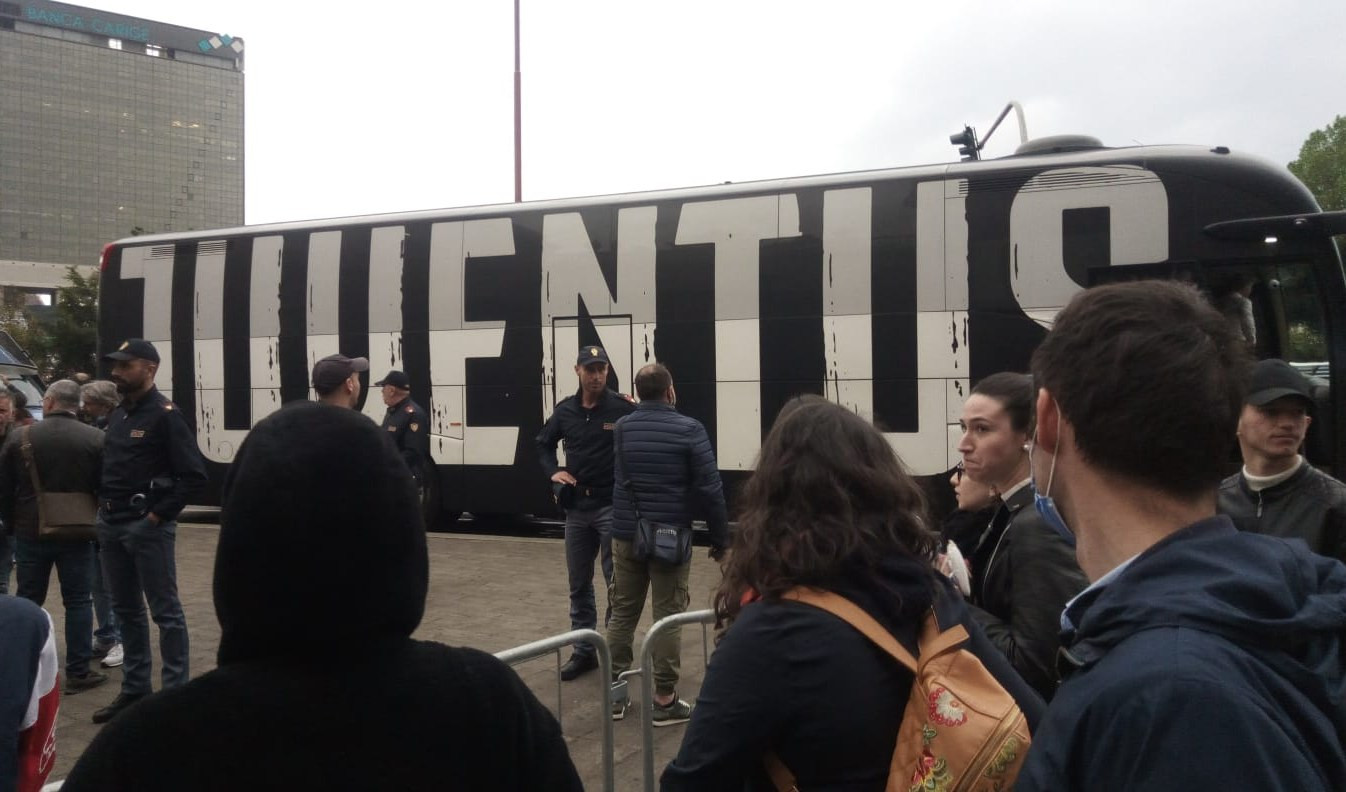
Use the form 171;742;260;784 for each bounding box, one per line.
382;396;430;476
98;386;207;523
0;412;103;541
661;556;1045;790
967;484;1087;701
1218;462;1346;563
536;389;635;509
611;401;730;550
1016;517;1346;791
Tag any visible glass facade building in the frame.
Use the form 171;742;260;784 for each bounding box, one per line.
0;1;243;270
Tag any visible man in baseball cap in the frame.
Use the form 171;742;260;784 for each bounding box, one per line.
535;346;635;681
1219;358;1345;561
312;354;369;409
374;371;430;486
103;338;160;365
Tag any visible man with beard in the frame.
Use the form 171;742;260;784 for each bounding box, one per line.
92;339;207;725
536;346;636;680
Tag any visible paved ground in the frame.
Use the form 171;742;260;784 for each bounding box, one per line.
25;518;723;791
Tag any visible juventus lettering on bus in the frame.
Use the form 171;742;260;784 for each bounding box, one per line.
98;143;1346;517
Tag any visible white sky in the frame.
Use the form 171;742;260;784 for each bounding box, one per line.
102;0;1346;226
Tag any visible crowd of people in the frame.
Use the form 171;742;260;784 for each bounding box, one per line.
3;276;1345;790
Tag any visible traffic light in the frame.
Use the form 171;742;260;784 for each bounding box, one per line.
950;125;980;161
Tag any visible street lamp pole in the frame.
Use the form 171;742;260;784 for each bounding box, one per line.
513;0;522;202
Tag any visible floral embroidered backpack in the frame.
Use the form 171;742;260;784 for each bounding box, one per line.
765;588;1030;792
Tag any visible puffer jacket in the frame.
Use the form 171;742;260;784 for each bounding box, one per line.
611;401;729;550
1219;462;1346;563
967;485;1087;701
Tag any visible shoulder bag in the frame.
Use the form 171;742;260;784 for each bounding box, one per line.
20;426;99;542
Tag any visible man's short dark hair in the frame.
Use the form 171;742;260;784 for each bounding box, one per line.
635;364;673;402
1031;280;1251;497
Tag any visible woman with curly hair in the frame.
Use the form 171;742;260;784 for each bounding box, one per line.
660;397;1043;791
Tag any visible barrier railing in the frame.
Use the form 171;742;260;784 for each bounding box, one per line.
495;628;616;792
624;609;717;792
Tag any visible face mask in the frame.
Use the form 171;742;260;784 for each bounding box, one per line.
1029;411;1075;548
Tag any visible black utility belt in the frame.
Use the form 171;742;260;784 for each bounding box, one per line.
100;495;150;522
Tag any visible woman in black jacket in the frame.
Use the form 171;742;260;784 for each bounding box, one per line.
661;397;1043;791
957;373;1086;701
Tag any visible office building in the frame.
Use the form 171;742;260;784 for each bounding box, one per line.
0;0;243;296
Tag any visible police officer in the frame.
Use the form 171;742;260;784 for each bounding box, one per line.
536;346;635;681
92;339;207;725
375;370;430;480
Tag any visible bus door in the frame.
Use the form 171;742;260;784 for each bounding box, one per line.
545;315;635;466
1086;255;1339;475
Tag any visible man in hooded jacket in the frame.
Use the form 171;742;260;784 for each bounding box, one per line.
1015;280;1346;790
62;404;582;791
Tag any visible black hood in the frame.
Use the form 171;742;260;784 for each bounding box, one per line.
214;403;429;665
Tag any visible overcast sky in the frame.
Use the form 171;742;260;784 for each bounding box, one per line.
104;0;1345;226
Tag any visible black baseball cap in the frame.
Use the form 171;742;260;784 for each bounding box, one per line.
1246;359;1313;407
577;346;610;367
312;354;369;393
104;338;160;364
375;370;411;389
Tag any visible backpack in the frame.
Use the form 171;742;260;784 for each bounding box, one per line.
765;587;1030;792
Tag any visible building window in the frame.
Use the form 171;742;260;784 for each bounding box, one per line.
108;38;122;50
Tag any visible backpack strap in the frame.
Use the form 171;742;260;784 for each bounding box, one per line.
19;425;44;496
782;587;921;673
765;587;970;791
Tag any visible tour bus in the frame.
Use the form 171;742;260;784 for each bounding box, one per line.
97;135;1345;525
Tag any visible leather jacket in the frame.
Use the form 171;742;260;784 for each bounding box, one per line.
968;485;1088;701
1218;462;1346;563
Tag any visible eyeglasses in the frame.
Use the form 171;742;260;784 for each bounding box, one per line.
952;461;965;484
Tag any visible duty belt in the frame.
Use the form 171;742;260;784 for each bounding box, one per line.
100;495;148;521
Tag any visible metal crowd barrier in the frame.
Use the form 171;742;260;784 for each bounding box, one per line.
626;609;717;792
495;628;616;792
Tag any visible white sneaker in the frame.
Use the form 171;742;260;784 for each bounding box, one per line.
100;643;124;668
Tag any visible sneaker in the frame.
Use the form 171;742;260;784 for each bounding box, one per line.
651;696;693;727
100;643;124;668
92;692;148;724
92;639;115;658
63;670;110;695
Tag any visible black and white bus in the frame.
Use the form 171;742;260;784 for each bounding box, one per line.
97;135;1346;524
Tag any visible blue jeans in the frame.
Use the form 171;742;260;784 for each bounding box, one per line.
565;505;613;658
93;542;120;645
97;516;189;695
15;536;97;676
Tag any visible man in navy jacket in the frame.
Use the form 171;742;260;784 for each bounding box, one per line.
609;363;728;726
1015;281;1346;790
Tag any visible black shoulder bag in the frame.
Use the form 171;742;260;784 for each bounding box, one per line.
615;422;692;565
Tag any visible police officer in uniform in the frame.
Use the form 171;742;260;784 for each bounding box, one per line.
92;339;207;724
375;370;430;481
536;346;636;680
